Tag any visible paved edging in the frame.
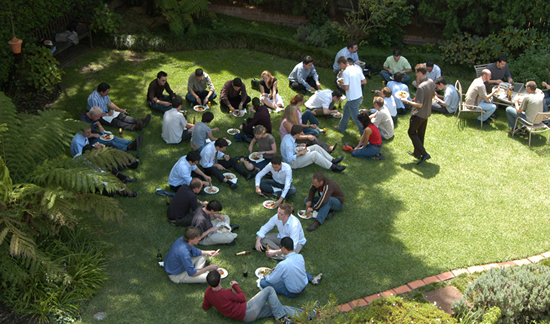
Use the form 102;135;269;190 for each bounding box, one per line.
337;250;550;312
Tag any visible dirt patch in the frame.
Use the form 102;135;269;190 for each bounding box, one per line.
0;301;38;324
123;52;146;66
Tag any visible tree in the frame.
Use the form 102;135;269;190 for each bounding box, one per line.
156;0;214;35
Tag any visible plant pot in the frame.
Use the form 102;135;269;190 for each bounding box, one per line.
8;37;23;54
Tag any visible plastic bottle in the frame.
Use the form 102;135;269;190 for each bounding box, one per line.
208;101;212;108
243;263;248;277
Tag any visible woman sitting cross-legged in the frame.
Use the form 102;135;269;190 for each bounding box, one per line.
289;94;320;137
279;105;337;153
351;114;385;160
259;70;284;111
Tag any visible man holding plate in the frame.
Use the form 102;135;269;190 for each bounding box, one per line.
220;78;251;114
186;68;217;106
304;172;344;232
254;156;296;208
191;200;238;246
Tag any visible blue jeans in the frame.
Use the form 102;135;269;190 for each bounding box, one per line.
260;273;312;298
352;143;382;159
92;136;133;151
543;92;550;112
147;95;176;113
303;196;344;224
506;107;526;128
380;70;410;84
302;110;320;137
477;100;497;122
243;286;302;322
251;158;270;170
338;97;363;135
259;179;296;199
185;90;217;105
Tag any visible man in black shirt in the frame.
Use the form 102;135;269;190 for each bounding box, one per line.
168;179;207;227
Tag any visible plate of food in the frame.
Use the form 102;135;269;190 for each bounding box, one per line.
223;173;237;183
255;267;272;279
297;210;315;220
359;109;368;114
263;200;276;209
249;152;264;162
227;128;240;135
93;143;105;149
218;224;231;233
295;146;309;153
232;109;246;117
204;186;219;194
396;90;409;99
217;268;228;279
100;134;114;141
331;111;342;118
193;105;208;112
225;139;232;146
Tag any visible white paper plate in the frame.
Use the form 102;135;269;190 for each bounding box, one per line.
227;128;240;135
396;91;409;99
204;186;219;194
225;139;232;146
232;109;246;117
263;200;276;209
295;146;309;153
193;105;208;112
217;268;228;279
331;112;342;118
223;173;237;183
297;210;318;220
100;134;114;141
255;267;272;279
249;152;264;163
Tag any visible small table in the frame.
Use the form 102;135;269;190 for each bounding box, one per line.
492;83;527;107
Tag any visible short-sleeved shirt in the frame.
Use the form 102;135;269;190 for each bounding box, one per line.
305;90;333;109
256;133;276;159
163;237;202;276
191;122;211;148
168;156;197;187
371;106;394;140
413;77;435;119
465;77;488;107
343;65;365;101
259;78;278;95
70;133;89;157
87;90;110;113
443;84;460;113
383;56;411;73
425;64;442;82
520;90;544;123
162;108;188;144
487;62;512;82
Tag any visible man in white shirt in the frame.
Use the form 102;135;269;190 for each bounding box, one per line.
304;89;343;116
254;156;296;209
162;97;194;144
332;41;360;74
412;61;441;88
336;56;367;135
369;97;394;140
255;204;306;260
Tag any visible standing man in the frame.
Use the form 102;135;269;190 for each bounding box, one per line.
191;200;238;246
288;56;321;92
220;78;251;114
336;56;367;135
505;81;544;134
254;156;296;208
163;227;219;284
465;69;498;125
162;97;194;144
332;41;360;74
186;68;217;106
167;179;207;227
168;151;211;192
304;172;344;232
147;71;178;113
254;203;305;260
88;82;151;131
432;77;459;114
304;89;343;116
400;64;435;165
370;96;394;140
380;50;413;84
486;55;514;90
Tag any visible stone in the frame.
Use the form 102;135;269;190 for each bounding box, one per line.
423;286;463;315
93;312;107;321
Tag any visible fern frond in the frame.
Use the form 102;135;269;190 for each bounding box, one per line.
75;194;126;224
79;147;137;172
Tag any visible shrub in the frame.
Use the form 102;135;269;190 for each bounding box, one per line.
509;45;550;85
452;264;550;324
90;2;123;34
156;0;214;36
294;23;339;48
19;43;63;93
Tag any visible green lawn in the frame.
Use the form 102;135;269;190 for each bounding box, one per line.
54;48;550;324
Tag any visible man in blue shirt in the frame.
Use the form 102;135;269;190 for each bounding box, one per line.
259;237;322;298
168;151;211;192
288;56;321;92
332;41;360;74
432;77;459;114
164;227;220;284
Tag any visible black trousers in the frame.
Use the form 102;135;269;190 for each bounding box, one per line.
408;115;428;157
201;158;247;183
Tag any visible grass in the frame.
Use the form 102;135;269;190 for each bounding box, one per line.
52;47;550;324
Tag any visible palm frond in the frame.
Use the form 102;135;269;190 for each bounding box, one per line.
79;147;138;172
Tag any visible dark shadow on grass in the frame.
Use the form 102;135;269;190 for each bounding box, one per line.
399;161;440;179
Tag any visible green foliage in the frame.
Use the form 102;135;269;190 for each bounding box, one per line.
19;43;63;93
510;45;550;85
480;307;502;324
156;0;214;36
294;23;339;48
90;2;123;34
453;264;550;324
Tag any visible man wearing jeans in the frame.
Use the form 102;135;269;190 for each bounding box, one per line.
465;69;498;124
505;81;544;133
147;71;178;113
336;56;366;135
304;172;344;232
203;270;303;324
260;237;322;298
186;68;217;106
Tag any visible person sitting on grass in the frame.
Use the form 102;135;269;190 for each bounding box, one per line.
163;226;220;284
162;97;195;144
254;204;305;260
432;77;459;114
260;70;284;111
369;96;394;140
254;156;296;209
386;72;411;115
186;68;217;106
351;113;384;160
220;78;251;114
191;200;238;246
245;125;277;171
260;237;322;298
147;71;178;113
288;56;321;92
280;105;336;153
304;89;343;116
240;97;272;142
304;172;344;232
168;150;211;192
190;111;219;151
290;94;320;137
167;178;207;227
202;270;304;324
374;87;397;125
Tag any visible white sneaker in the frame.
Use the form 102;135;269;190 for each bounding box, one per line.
309;273;323;285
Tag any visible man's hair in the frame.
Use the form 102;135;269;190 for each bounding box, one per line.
415;64;427;75
373;96;384;108
190;178;203;190
157;71;167;79
206;270;221;287
312;172;326;182
337;56;348;65
481;69;491;77
172;97;183;108
382;87;392;97
183;226;201;242
358;113;372;128
290;94;304;105
186;150;201;163
214;138;228;148
393;72;404;82
271;155;282;165
252;97;261;109
526;80;537;91
253;125;266;135
434;77;447;86
426;60;434;68
290;124;303;136
303;56;314;65
195;68;204;77
347;58;355;65
89;106;102;116
279;203;292;217
347;40;358;49
206;200;222;212
232;78;243;88
202;111;214;123
497;55;508;63
393;49;401;57
280;237;294;251
332;89;342;98
97;82;110;93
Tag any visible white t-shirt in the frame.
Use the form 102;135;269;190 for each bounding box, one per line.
305;89;333;109
343;65;365;101
162;108;187;144
383;96;397;117
371;105;394;139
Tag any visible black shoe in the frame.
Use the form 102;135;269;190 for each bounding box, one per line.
408;151;420;159
417;154;431;165
136;134;143;148
332;156;344;164
135;152;141;159
123;176;137;183
329;143;338;153
490;113;497;120
142;114;151;125
228;182;238;190
330;164;346;172
245;170;258;181
326;210;335;220
231;225;240;232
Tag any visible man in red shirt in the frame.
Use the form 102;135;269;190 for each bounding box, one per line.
202;270;309;323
